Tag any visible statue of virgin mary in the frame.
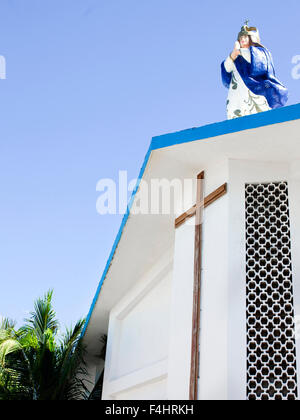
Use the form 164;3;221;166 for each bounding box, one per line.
221;22;288;119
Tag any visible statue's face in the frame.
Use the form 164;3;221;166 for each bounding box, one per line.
239;35;250;48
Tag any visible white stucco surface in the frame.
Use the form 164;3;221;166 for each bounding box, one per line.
167;220;195;400
102;250;173;400
198;160;229;400
84;116;300;400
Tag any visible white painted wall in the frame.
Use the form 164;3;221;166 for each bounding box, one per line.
167;159;229;400
168;157;300;401
102;250;173;400
198;160;229;400
166;220;195;400
116;378;168;400
101;155;300;401
287;160;300;400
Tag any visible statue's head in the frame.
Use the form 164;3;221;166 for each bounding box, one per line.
238;21;262;47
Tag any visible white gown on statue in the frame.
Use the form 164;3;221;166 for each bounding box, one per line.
224;48;271;120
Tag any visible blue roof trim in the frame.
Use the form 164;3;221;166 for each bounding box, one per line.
82;103;300;338
151;103;300;151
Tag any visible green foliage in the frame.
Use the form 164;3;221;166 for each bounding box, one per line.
0;291;89;400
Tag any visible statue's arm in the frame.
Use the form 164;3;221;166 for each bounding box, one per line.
221;42;241;89
221;58;233;89
224;56;234;73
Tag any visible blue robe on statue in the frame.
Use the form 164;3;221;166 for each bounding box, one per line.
221;46;288;109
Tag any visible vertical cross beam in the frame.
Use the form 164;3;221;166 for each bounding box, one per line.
189;171;205;400
175;175;227;399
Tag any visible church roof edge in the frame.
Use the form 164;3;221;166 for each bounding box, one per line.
150;103;300;151
82;102;300;340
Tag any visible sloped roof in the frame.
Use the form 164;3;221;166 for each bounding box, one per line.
82;103;300;338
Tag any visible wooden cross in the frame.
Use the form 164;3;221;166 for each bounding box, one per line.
174;171;227;401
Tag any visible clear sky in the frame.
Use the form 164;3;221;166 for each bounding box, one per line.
0;0;299;328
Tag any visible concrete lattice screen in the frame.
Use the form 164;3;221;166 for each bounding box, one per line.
245;182;298;400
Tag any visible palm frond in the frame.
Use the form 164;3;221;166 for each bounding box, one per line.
0;318;16;331
0;339;22;367
54;319;90;400
0;292;90;400
24;290;59;343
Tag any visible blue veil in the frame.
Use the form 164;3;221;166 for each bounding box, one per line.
221;46;288;109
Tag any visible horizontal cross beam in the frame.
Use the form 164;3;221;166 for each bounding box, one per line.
175;183;227;229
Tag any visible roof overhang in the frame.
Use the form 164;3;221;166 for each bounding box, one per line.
82;103;300;355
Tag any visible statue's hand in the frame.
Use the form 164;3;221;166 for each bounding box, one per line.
230;41;241;61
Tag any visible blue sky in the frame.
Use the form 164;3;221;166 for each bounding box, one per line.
0;0;299;328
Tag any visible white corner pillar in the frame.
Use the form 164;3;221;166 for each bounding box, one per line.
167;219;196;400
